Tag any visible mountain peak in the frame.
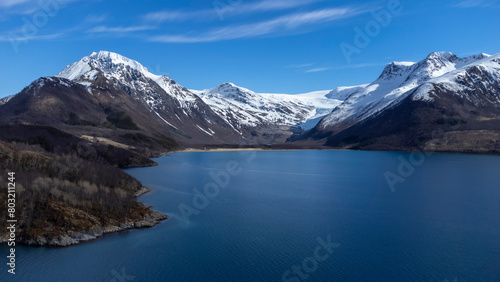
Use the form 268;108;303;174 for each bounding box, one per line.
377;61;415;81
90;50;117;57
87;51;147;72
425;51;457;61
56;51;159;82
219;82;238;88
210;82;254;96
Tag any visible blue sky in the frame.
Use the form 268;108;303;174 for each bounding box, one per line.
0;0;499;98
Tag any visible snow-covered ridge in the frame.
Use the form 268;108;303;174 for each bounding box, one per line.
194;83;342;131
412;53;500;102
47;50;500;135
53;51;346;134
56;51;199;114
0;95;15;105
319;51;498;129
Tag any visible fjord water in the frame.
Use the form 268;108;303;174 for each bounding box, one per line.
3;150;500;281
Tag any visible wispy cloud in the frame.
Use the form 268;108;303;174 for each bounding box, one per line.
144;10;211;23
149;7;364;43
0;0;31;8
88;25;156;33
330;63;385;70
304;67;330;73
304;63;384;73
0;33;63;42
1;0;86;16
241;0;323;13
453;0;500;8
144;0;323;22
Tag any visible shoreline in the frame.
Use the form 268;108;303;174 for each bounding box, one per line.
167;146;500;157
134;186;151;197
0;186;167;248
170;147;328;153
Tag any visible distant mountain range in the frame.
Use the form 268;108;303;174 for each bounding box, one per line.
0;51;343;147
1;50;500;154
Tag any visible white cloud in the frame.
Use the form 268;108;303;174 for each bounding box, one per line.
144;10;211;23
0;0;85;14
304;67;330;73
149;7;363;43
453;0;500;8
0;0;31;8
232;0;324;13
144;0;323;22
0;33;63;42
330;63;384;70
88;25;156;33
303;63;383;73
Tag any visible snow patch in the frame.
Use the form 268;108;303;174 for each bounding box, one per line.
196;125;213;136
154;111;178;130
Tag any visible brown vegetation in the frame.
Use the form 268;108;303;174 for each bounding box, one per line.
0;126;166;246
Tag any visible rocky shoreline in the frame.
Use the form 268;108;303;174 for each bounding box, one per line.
24;210;166;247
0;187;167;247
0;209;166;247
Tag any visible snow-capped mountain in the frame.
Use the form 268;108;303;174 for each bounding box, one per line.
304;51;500;154
193;83;342;133
53;51;349;143
1;51;243;146
318;52;495;131
56;51;203;126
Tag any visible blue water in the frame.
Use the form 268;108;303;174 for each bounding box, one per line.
2;150;500;281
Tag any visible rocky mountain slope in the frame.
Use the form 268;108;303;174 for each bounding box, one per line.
301;52;500;154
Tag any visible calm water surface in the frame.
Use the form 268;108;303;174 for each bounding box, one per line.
2;150;500;281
